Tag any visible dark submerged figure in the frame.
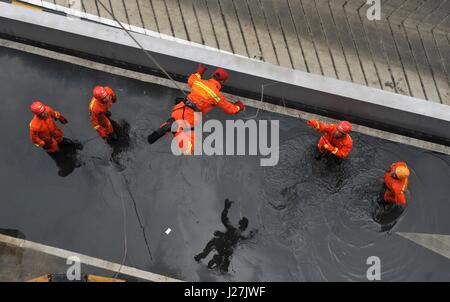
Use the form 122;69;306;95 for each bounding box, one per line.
48;138;83;177
372;192;405;232
194;199;256;273
107;119;132;170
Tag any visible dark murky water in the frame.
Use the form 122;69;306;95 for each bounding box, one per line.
257;109;450;281
194;199;255;273
1;46;450;281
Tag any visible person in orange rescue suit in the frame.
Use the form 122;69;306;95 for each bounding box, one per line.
383;162;410;206
307;119;353;162
147;64;245;154
29;101;70;154
89;86;118;140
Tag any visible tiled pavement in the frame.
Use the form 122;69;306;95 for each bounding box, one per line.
46;0;450;105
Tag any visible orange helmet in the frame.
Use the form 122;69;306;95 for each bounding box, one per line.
30;101;45;115
337;121;352;134
212;68;228;82
93;86;108;100
395;166;410;179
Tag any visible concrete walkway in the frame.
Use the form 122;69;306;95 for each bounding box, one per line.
31;0;450;105
0;233;175;281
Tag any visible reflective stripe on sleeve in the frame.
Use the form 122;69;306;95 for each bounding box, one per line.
401;179;408;193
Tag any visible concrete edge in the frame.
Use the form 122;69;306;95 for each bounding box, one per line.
0;233;183;282
1;2;450;144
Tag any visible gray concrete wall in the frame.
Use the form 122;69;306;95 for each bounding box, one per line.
1;2;450;144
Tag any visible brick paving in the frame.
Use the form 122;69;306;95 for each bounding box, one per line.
45;0;450;104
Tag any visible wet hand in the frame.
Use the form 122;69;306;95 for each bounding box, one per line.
225;199;233;208
97;128;108;139
196;64;207;75
307;119;318;128
249;229;258;237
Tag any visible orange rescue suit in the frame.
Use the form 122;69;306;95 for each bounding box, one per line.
89;86;116;138
29;106;64;153
310;121;353;158
384;162;409;206
171;72;241;154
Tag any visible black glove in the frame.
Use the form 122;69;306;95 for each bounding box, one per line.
105;111;111;118
59;116;68;124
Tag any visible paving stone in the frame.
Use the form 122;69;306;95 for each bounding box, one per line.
150;0;173;36
164;0;188;40
34;0;450;104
